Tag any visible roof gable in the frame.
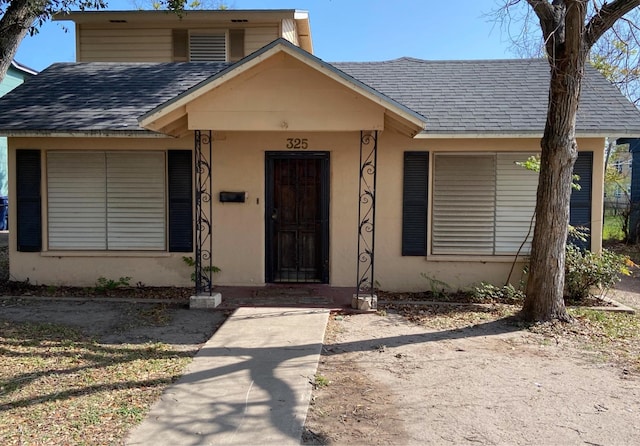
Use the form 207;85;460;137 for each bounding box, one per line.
139;38;427;137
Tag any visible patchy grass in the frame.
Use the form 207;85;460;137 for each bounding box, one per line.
572;309;640;371
606;240;640;266
0;321;193;445
603;213;626;242
382;302;520;330
385;296;640;374
528;309;640;373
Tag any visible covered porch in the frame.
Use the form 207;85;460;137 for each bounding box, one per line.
138;39;427;306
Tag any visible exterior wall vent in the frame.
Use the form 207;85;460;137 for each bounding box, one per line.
189;33;227;61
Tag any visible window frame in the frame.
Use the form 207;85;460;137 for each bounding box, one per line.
46;150;168;252
430;151;539;257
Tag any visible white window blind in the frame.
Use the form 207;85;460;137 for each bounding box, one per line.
47;151;166;251
495;153;538;254
432;153;539;255
106;153;166;250
189;33;226;61
48;152;107;250
432;154;495;255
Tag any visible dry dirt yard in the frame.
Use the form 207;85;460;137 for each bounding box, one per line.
304;300;640;445
2;240;640;445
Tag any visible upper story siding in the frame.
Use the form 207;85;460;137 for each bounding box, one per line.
57;10;312;63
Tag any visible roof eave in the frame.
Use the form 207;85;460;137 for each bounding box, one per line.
294;10;313;54
10;60;38;76
416;131;640;139
53;9;301;24
0;129;171;138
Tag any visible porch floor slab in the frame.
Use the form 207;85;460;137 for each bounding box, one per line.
125;307;330;445
215;284;353;309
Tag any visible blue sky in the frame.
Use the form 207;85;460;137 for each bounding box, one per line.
15;0;528;71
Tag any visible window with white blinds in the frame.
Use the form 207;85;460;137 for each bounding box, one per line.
495;153;539;254
189;33;227;61
432;153;538;255
47;152;166;251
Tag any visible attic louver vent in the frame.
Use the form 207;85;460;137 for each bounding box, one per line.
189;33;227;61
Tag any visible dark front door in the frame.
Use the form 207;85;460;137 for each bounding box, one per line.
266;152;329;283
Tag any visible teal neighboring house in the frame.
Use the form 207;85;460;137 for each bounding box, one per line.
0;61;37;198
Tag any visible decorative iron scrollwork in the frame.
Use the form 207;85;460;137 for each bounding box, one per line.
194;130;213;295
356;130;378;298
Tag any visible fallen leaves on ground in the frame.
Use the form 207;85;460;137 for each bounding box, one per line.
0;321;193;446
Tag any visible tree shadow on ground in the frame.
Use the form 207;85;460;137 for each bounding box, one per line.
129;311;526;443
1;307;528;444
0;320;196;413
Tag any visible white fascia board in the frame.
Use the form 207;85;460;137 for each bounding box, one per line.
414;131;639;139
414;132;541;139
0;130;172;138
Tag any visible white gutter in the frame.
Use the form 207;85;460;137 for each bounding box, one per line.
414;132;640;139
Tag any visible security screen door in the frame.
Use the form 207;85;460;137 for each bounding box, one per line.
265;152;329;283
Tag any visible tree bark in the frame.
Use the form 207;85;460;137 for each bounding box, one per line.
522;0;587;322
523;56;583;321
0;0;47;82
522;0;640;321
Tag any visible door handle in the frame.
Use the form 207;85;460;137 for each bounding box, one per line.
271;208;278;221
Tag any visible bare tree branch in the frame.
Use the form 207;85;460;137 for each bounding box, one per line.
586;0;640;48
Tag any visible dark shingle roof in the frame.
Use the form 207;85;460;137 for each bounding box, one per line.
0;57;639;136
0;62;231;134
333;58;640;135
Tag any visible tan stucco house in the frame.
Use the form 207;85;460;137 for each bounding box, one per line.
1;9;640;295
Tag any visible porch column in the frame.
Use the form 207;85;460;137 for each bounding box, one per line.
354;130;378;310
194;130;214;295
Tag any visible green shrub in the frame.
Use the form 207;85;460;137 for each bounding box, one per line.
472;282;524;303
419;273;450;299
94;276;131;292
182;256;221;282
564;245;632;300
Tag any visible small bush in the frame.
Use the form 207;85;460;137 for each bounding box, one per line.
472;282;524;303
420;273;450;299
182;256;221;282
94;276;131;292
564;245;632;300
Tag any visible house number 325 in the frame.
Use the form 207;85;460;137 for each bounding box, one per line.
286;138;309;149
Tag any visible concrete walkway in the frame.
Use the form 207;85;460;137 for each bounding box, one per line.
126;307;330;445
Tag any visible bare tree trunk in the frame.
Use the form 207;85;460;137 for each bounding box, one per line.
519;0;640;323
522;0;589;322
523;57;584;321
0;0;46;82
